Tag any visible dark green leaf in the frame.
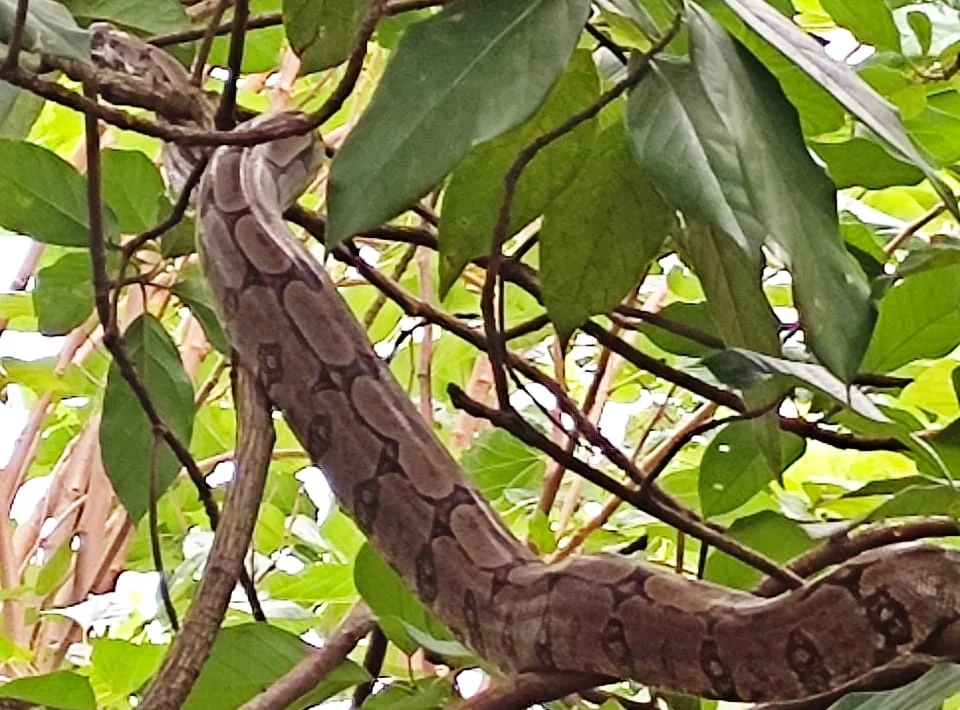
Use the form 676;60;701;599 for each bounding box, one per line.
861;265;960;373
811;135;924;190
100;314;195;521
541;123;674;341
354;543;454;655
60;0;190;35
704;511;814;590
676;222;783;468
0;0;89;61
284;0;370;74
705;348;889;423
327;0;591;244
437;50;600;293
0;139;117;247
699;423;804;518
0;671;95;710
32;251;94;335
705;0;960;220
184;623;366;710
907;11;933;56
687;7;875;379
172;262;231;354
820;0;900;52
639;301;719;358
101;149;165;234
0;81;44;139
828;664;960;710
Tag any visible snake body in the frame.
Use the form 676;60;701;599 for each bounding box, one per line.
94;27;960;703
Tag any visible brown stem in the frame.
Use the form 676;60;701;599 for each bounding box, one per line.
140;366;275;710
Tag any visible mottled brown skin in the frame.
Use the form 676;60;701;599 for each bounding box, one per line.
95;26;960;704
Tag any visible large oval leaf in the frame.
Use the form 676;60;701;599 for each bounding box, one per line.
100;314;195;521
629;9;875;380
541;122;675;341
327;0;591;245
437;49;600;294
0;140;117;247
861;265;960;373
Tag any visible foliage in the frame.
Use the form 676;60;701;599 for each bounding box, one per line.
1;0;960;708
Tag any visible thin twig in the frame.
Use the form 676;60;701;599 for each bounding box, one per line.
353;626;388;707
2;0;30;72
191;0;232;85
140;365;274;710
214;0;249;128
449;386;803;587
149;432;180;631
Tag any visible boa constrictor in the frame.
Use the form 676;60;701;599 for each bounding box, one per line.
92;25;960;704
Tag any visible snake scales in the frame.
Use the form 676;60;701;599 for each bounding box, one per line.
89;23;960;705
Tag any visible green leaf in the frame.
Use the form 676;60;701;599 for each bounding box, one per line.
828;664;960;710
705;348;889;423
0;292;38;331
0;0;90;61
184;623;366;710
866;484;960;521
541;123;674;341
0;81;44;140
327;0;591;244
706;0;960;221
704;511;814;590
354;543;453;655
172;262;231;354
0;671;95;710
437;50;600;293
207;0;286;73
639;301;719;358
283;0;370;74
360;677;458;710
460;428;544;501
262;563;357;605
688;6;874;379
820;0;900;52
907;11;933;56
676;222;783;469
861;265;960;373
59;0;190;35
0;139;117;247
699;422;804;518
32;251;93;336
101;149;165;234
35;542;72;596
100;314;195;521
89;639;164;704
528;509;556;553
811;135;925;190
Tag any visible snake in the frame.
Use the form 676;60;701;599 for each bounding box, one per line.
88;23;960;705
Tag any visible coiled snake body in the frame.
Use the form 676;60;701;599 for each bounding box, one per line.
94;26;960;704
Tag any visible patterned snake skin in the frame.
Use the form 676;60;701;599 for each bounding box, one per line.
92;25;960;703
